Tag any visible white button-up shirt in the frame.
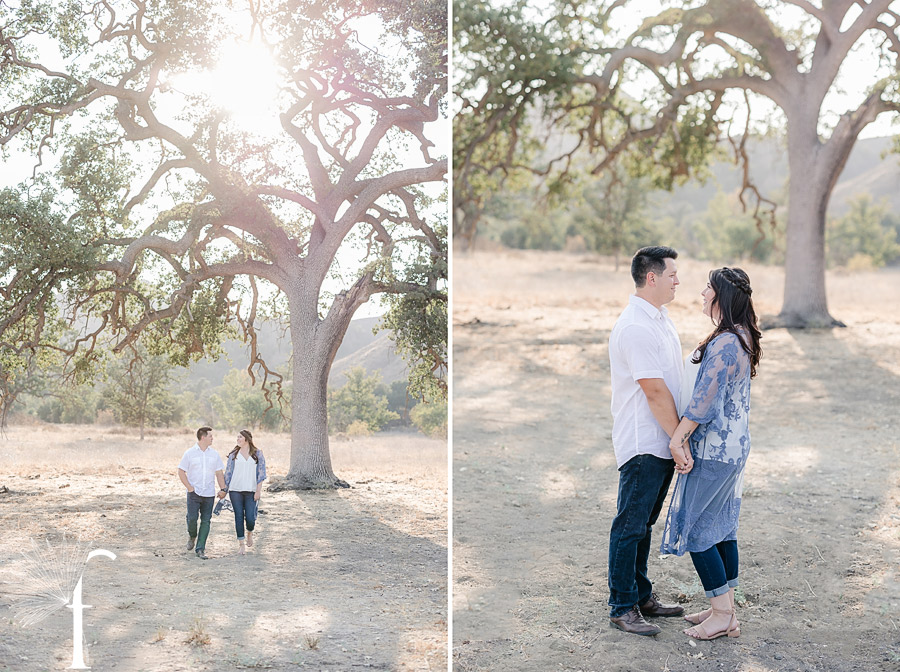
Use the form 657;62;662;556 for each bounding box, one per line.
178;444;224;497
608;295;683;468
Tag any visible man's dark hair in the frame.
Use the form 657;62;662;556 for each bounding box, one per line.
631;246;678;287
197;426;213;440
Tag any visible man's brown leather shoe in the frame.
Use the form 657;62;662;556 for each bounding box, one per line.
609;606;661;636
640;593;684;617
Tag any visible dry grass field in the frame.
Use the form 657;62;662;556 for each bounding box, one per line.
0;427;448;671
452;250;900;672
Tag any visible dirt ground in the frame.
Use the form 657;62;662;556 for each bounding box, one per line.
452;250;900;672
0;427;447;671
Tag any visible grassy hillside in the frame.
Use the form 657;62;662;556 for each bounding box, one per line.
657;135;900;216
187;316;406;390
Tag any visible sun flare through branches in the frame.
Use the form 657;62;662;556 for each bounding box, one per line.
170;39;282;135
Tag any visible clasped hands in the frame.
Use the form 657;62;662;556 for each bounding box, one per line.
669;441;694;474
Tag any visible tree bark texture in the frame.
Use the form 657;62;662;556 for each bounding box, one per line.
283;289;352;489
771;125;842;328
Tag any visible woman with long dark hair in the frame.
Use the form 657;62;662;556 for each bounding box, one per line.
223;429;267;555
659;267;762;641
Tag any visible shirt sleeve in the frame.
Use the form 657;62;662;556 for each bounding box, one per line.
214;452;225;472
620;323;666;381
683;333;740;425
177;450;191;471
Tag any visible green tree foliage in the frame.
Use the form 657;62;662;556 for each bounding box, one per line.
452;0;583;247
827;195;900;269
475;167;663;263
567;170;663;267
380;215;448;401
491;190;565;251
36;385;99;425
327;367;398;433
692;192;781;264
210;370;284;432
0;187;98;426
409;397;447;438
385;379;417;424
102;346;183;439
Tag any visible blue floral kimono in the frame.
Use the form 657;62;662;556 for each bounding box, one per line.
660;331;752;556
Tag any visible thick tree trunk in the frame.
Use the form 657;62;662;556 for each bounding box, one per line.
280;291;351;490
767;128;845;329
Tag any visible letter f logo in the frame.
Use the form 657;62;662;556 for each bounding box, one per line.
67;549;116;670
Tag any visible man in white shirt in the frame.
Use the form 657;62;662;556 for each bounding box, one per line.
177;426;226;560
607;246;688;635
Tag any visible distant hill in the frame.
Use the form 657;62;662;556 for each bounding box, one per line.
185;316;407;390
526;91;900;217
660;135;900;216
329;328;408;387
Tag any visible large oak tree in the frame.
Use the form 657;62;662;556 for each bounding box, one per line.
454;0;900;327
0;0;447;487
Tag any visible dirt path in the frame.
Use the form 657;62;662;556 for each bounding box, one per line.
0;430;447;671
452;250;900;672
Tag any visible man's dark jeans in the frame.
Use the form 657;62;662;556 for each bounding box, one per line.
608;453;675;618
186;491;214;552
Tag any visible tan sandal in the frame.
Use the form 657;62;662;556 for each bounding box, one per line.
684;608;712;625
684;608;740;640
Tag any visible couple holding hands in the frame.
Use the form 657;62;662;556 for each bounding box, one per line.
607;246;762;641
177;427;267;559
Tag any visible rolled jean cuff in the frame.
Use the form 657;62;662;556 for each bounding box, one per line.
704;583;731;598
727;578;739;589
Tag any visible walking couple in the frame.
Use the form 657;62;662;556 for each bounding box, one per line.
607;246;762;640
177;427;268;559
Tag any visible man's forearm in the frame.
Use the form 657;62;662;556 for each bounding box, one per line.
178;469;193;491
638;378;680;437
646;394;679;438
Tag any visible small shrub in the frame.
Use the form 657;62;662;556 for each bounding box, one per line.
185;617;210;646
327;367;397;432
345;419;372;437
846;253;875;272
410;400;447;439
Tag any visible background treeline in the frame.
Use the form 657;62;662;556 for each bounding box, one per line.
481;136;900;271
9;318;447;439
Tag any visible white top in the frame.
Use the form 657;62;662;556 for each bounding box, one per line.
229;453;258;492
178;444;224;497
608;295;683;468
679;353;701;416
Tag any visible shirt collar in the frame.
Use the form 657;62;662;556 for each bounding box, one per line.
630;294;667;320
